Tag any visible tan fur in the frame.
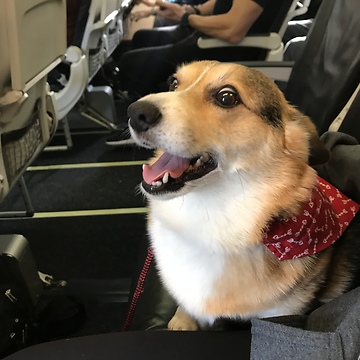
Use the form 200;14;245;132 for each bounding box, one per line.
128;61;356;330
205;249;331;317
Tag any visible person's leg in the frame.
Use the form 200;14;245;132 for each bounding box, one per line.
105;25;192;99
117;44;176;98
132;25;193;49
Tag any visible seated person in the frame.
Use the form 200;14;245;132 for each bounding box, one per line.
107;0;284;146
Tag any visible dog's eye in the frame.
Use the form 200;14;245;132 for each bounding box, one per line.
168;76;179;91
215;87;240;108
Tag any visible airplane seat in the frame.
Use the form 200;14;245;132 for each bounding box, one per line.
51;0;90;124
283;0;360;136
104;0;124;58
0;0;66;203
0;0;68;354
81;0;131;81
51;0;135;141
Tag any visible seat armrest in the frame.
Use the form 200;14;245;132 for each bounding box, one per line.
197;33;282;50
0;90;23;108
104;9;120;24
54;46;89;119
197;33;284;61
240;61;295;82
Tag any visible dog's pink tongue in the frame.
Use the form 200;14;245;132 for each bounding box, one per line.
143;152;190;184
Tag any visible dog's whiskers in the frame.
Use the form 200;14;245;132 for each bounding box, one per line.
134;184;143;197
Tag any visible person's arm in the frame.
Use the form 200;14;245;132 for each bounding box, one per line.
156;0;264;44
140;0;156;7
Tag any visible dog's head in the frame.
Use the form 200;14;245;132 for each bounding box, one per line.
128;61;329;199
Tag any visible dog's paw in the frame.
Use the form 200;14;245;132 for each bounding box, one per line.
168;307;199;331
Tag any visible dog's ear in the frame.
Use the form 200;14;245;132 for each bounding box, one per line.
308;133;330;166
287;107;330;166
299;113;330;166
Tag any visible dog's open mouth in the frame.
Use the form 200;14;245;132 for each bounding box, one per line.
142;151;217;195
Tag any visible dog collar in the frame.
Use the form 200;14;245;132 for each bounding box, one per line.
263;177;360;261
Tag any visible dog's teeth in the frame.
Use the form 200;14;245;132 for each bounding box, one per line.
193;155;210;171
202;154;210;162
162;172;169;184
195;158;203;168
151;181;162;188
185;165;193;173
142;164;145;170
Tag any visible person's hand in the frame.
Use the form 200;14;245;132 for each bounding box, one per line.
130;9;154;21
182;4;196;14
155;0;186;21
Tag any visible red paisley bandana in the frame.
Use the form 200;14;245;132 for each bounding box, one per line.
263;177;360;261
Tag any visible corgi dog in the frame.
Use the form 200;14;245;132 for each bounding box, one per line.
128;61;360;330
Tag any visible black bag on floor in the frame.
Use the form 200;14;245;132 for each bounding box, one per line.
0;234;43;357
0;234;85;358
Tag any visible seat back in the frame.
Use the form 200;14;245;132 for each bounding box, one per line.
0;0;66;202
278;0;311;38
81;0;129;79
2;0;66;92
285;0;360;135
249;0;306;36
251;0;310;59
53;0;132;121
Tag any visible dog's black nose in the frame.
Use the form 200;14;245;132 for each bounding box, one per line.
128;100;161;133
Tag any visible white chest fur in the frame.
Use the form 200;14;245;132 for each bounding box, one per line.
150;217;224;323
147;176;273;322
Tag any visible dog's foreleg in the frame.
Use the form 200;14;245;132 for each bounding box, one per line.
168;306;199;331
